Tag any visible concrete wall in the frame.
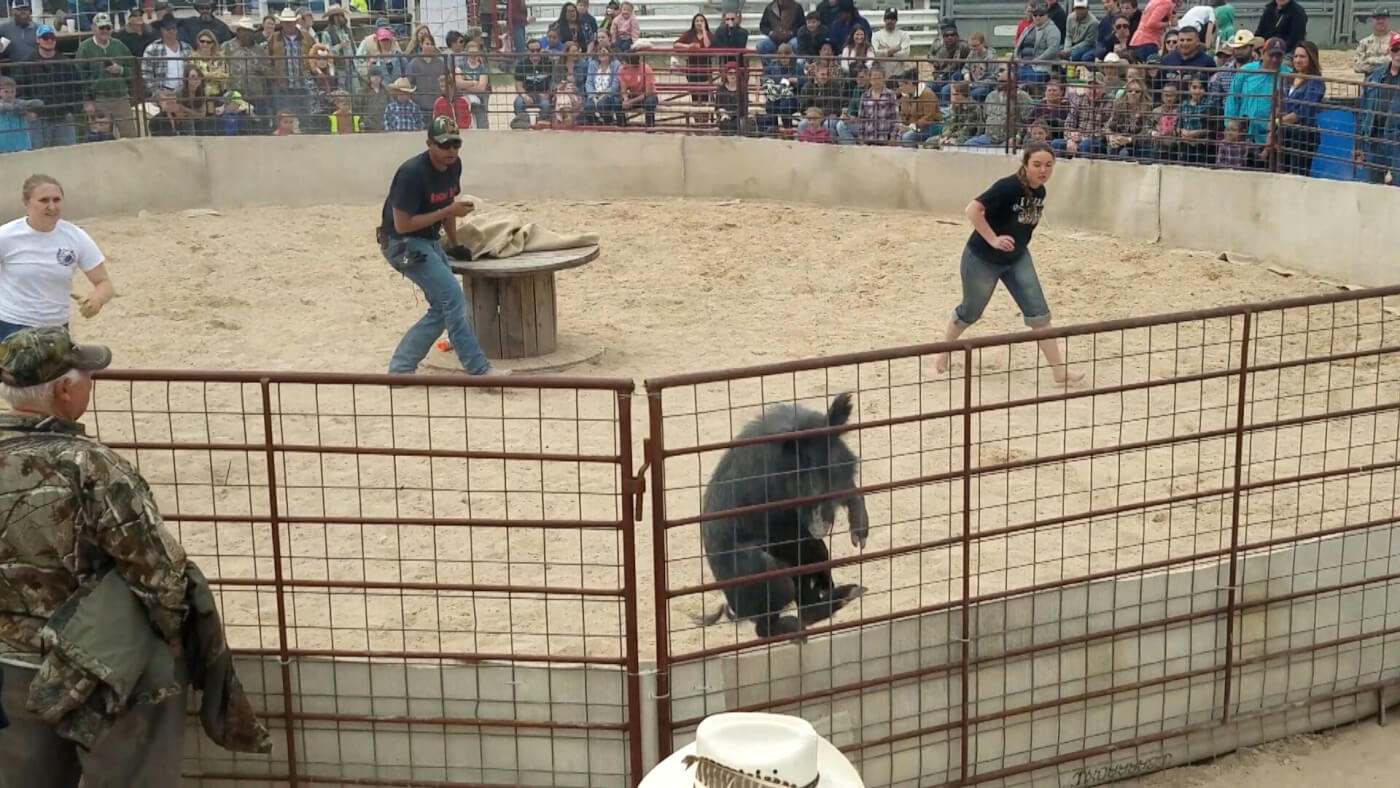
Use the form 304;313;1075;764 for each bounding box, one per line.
4;134;1397;786
3;132;1395;284
669;520;1400;787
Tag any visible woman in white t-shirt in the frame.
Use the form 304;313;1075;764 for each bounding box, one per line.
0;174;114;342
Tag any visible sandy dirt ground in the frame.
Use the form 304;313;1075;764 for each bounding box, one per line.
74;197;1399;784
1138;719;1400;786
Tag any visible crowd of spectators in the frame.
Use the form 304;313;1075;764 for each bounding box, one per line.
0;0;1397;183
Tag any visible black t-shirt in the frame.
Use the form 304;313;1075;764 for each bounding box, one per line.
379;151;462;241
966;174;1046;264
514;57;553;94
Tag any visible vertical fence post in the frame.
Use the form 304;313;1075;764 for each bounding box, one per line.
738;50;751;134
1005;65;1018;155
617;392;646;787
1268;71;1283;173
646;389;674;760
958;346;974;784
259;378;301;786
1221;312;1253;725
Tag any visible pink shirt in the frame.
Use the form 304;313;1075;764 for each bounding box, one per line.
611;13;640;40
1130;0;1172;47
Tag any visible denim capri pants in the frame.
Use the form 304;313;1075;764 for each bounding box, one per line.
952;245;1052;328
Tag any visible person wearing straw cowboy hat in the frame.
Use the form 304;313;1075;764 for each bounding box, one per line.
640;713;865;788
384;76;426;130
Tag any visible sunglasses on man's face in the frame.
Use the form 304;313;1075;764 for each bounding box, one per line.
435;139;462;150
97;24;111;30
1115;23;1128;28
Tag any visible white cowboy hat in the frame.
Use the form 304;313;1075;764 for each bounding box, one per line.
277;7;297;22
387;76;416;93
640;713;864;788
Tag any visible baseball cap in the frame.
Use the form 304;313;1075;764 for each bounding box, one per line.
36;23;56;37
1374;7;1390;17
1390;30;1400;48
92;12;111;27
1030;1;1048;14
10;0;29;8
0;326;111;388
883;7;897;19
1264;36;1286;54
1073;0;1089;7
375;27;394;40
428;115;462;145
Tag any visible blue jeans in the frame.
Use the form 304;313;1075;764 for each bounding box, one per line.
953;245;1051;327
1132;43;1158;61
1017;65;1049;85
514;93;552;120
1069;42;1097;61
755;35;799;61
623;94;658;125
511;25;527;54
34;118;76;149
902;126;939;147
963;134;1000;146
835;118;859;144
585;94;623;125
382;236;491;375
1051;135;1104;156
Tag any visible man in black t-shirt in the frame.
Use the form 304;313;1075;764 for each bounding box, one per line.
512;40;554;126
378;115;507;378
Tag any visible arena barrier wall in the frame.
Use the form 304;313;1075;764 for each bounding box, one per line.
4;135;1399;786
81;370;647;787
4;133;1400;285
646;286;1400;786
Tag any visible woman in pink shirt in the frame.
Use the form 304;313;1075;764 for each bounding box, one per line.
1129;0;1174;59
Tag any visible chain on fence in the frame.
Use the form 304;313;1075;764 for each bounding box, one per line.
84;371;644;787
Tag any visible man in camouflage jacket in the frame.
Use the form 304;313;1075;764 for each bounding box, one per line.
0;327;269;787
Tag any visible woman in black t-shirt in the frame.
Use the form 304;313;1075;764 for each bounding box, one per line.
934;141;1082;384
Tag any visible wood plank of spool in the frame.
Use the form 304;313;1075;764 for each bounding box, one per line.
451;245;598;361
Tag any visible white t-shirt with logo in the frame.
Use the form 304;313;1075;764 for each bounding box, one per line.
0;217;104;327
1178;5;1216;34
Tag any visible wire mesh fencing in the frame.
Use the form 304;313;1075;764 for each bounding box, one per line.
644;285;1400;787
84;370;644;787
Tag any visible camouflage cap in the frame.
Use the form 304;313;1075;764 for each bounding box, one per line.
0;326;111;388
428;115;462;146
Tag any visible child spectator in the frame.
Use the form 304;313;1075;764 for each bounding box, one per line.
85;111;115;142
857;65;900;145
0;77;40;154
360;68;391;131
1026;119;1052;142
797;105;833;142
1148;81;1181;161
554;67;584;126
433;74;473;130
938;81;984;146
212;90;255;135
272;108;300;135
147;89;192;136
1105;78;1151;158
328;89;362;133
619;52;659;126
611;1;640;51
1177;75;1211;162
835;65;869;143
896;69;940;147
1216;117;1250;167
385;77;426;130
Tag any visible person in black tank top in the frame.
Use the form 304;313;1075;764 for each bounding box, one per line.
933;142;1083;384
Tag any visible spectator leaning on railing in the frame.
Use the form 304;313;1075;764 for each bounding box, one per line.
74;13;135;140
1225;35;1291;147
1355;32;1400;185
1355;7;1393;77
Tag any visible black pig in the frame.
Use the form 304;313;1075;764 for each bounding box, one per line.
696;392;869;640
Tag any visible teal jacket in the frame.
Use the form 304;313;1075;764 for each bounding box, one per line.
1224;60;1293;144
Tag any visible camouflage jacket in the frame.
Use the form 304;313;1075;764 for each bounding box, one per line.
1355;33;1393;76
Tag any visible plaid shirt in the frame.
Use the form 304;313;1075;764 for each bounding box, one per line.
141;39;194;93
383;99;424;131
858;88;899;144
279;33;306;90
1065;89;1112;137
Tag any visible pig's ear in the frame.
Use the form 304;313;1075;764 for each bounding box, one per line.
827;392;854;427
